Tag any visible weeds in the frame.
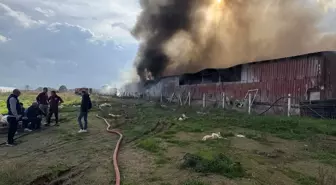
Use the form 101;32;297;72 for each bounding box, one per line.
0;163;28;185
307;136;336;165
138;138;165;153
166;139;190;147
317;167;336;185
181;153;245;178
284;169;317;185
155;157;170;165
181;179;209;185
243;131;272;146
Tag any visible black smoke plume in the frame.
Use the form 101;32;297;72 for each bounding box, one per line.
132;0;336;81
133;0;197;81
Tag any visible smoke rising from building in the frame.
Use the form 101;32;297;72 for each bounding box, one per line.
132;0;336;81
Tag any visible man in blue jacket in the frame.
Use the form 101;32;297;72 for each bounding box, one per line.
6;89;23;146
24;102;46;130
78;90;92;133
20;103;33;132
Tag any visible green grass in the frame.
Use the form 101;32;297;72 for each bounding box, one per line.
170;109;336;140
47;163;72;179
100;99;336;173
181;179;209;185
154;156;171;165
0;92;81;114
284;169;317;185
181;152;245;178
0;163;28;185
138;137;165;153
1;96;333;185
102;98;336;143
89;98;336;185
243;131;270;144
305;135;336;165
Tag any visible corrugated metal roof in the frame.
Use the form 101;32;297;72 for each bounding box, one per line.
187;50;336;76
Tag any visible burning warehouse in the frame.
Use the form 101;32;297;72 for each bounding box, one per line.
143;51;336;112
129;0;336;116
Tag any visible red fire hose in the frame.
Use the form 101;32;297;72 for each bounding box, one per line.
96;114;123;185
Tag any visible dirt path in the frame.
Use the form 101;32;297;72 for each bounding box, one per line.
0;111;117;185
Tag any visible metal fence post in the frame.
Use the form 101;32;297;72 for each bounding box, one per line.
179;94;182;106
160;92;163;103
203;93;206;108
288;94;291;117
222;92;225;109
248;93;252;115
188;91;191;106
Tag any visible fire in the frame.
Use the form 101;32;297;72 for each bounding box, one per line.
133;0;336;80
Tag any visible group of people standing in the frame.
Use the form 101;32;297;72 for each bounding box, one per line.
36;88;63;126
5;87;92;147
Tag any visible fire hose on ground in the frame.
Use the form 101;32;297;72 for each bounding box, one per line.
96;114;123;185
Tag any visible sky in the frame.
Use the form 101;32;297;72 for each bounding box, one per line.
0;0;140;89
0;0;335;90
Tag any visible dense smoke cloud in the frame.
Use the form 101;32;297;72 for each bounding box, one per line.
132;0;336;80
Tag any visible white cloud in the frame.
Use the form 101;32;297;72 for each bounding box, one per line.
1;0;140;43
0;1;139;88
0;2;45;28
34;7;55;17
0;34;9;42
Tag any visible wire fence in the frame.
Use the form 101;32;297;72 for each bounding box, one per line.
97;89;336;119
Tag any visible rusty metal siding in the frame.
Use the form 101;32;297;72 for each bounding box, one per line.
145;52;336;105
217;55;322;104
160;53;329;104
323;52;336;99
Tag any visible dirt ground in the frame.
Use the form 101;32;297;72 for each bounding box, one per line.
0;107;117;185
0;97;335;185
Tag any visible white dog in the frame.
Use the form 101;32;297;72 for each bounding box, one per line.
202;132;223;141
178;114;188;121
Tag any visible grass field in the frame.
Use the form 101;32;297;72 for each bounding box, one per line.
0;95;335;185
0;92;81;114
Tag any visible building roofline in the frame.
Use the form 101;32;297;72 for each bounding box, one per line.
145;50;336;84
187;50;336;76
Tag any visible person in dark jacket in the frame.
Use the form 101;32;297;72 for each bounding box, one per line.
46;91;63;126
19;103;32;132
78;90;92;133
6;89;23;146
36;87;49;122
25;102;46;130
